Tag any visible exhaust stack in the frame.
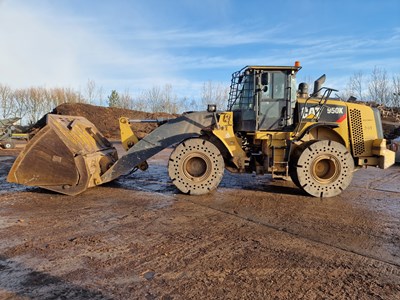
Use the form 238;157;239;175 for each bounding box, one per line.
312;74;326;97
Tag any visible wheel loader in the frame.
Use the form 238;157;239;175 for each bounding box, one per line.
7;62;395;197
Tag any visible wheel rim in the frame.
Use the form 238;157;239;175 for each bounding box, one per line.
311;155;340;184
182;153;211;181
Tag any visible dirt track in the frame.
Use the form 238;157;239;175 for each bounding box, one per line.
0;145;400;299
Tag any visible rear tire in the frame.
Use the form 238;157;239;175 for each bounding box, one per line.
290;140;354;197
168;138;224;195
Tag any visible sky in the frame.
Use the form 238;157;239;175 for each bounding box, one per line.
0;0;399;103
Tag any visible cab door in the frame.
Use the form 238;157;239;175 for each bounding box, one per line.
258;71;288;130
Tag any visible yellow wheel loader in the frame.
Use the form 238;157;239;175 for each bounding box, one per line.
7;62;395;197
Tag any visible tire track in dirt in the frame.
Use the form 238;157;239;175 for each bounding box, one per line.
188;198;400;270
133;182;400;272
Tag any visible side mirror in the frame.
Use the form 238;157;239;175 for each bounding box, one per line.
261;73;269;86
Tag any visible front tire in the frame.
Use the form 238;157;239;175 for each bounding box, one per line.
168;138;224;195
290;140;354;197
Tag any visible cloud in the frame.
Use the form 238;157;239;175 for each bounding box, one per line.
121;26;286;48
0;2;96;88
0;1;179;92
0;1;247;93
0;0;398;99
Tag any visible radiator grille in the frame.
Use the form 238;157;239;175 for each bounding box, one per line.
349;109;365;155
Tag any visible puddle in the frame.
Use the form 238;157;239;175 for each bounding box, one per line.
0;156;15;162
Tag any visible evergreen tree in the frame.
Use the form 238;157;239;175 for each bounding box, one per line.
108;90;120;107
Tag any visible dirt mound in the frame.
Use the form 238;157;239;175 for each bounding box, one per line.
34;103;177;139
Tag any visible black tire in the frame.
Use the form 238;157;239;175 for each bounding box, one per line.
168;138;224;195
289;141;313;189
290;140;354;197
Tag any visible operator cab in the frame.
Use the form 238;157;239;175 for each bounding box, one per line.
228;63;301;132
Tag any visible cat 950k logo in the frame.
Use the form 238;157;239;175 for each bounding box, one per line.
300;104;347;123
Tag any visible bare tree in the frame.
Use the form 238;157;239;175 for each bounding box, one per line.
48;87;66;107
64;87;85;104
0;84;14;118
130;94;148;112
160;84;178;114
12;89;28;121
368;66;390;105
119;89;133;109
142;86;162;112
391;74;400;108
47;87;85;107
349;71;365;101
339;71;365;102
140;84;179;114
178;96;199;113
85;79;97;104
25;87;48;125
97;86;105;106
201;81;229;111
338;83;352;102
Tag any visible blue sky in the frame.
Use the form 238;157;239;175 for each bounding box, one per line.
0;0;399;102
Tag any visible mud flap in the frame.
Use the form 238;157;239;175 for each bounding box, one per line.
7;114;118;196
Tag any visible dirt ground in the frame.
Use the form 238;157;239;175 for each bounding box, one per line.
0;143;400;300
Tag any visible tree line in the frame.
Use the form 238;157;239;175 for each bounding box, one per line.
339;67;400;107
0;80;228;125
0;85;86;125
106;82;228;114
302;66;400;107
1;66;399;126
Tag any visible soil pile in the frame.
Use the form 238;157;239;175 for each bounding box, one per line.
33;103;177;139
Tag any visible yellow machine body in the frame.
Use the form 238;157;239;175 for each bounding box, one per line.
215;98;395;178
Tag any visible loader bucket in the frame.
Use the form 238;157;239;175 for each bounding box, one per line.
7;114;118;196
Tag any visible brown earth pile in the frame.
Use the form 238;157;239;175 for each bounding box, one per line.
34;103;177;139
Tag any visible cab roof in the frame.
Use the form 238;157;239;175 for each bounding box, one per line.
245;65;301;73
